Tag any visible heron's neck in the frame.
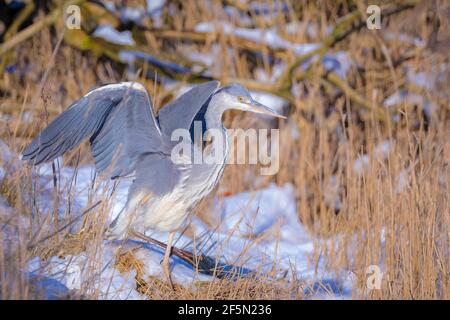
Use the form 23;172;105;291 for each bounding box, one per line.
203;96;229;162
204;96;228;130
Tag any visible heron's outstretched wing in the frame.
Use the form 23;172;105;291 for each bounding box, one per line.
158;81;219;137
21;82;163;179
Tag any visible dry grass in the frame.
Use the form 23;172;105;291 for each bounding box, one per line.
114;250;300;299
0;0;449;299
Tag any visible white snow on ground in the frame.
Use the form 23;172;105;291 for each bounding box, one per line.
120;7;146;25
199;184;319;279
383;33;426;48
93;25;135;46
384;90;438;118
147;0;166;14
0;140;13;180
182;44;224;70
353;140;393;174
27;244;143;300
384;64;449;118
254;63;286;83
285;21;318;38
195;21;320;56
99;0;166;26
214;184;301;239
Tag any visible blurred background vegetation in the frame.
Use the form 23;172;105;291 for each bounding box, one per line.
0;0;449;299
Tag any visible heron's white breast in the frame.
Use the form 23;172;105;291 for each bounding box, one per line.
138;165;191;232
130;134;229;233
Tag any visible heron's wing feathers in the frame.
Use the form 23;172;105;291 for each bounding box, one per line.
130;153;184;197
22;83;163;179
158;81;219;137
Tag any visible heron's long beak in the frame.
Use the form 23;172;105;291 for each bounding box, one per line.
248;99;286;119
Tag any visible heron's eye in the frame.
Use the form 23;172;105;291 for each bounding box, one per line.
238;96;245;103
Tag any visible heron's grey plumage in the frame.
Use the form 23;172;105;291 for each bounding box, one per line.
158;81;219;137
132;153;183;197
22;80;284;239
22;83;163;178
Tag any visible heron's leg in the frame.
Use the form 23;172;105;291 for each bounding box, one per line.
129;230;176;289
129;229;196;264
162;232;175;290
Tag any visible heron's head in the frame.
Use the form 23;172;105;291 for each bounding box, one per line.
216;83;286;118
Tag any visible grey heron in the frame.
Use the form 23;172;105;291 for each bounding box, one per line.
21;81;285;286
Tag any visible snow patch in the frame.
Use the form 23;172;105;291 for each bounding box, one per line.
93;25;135;46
